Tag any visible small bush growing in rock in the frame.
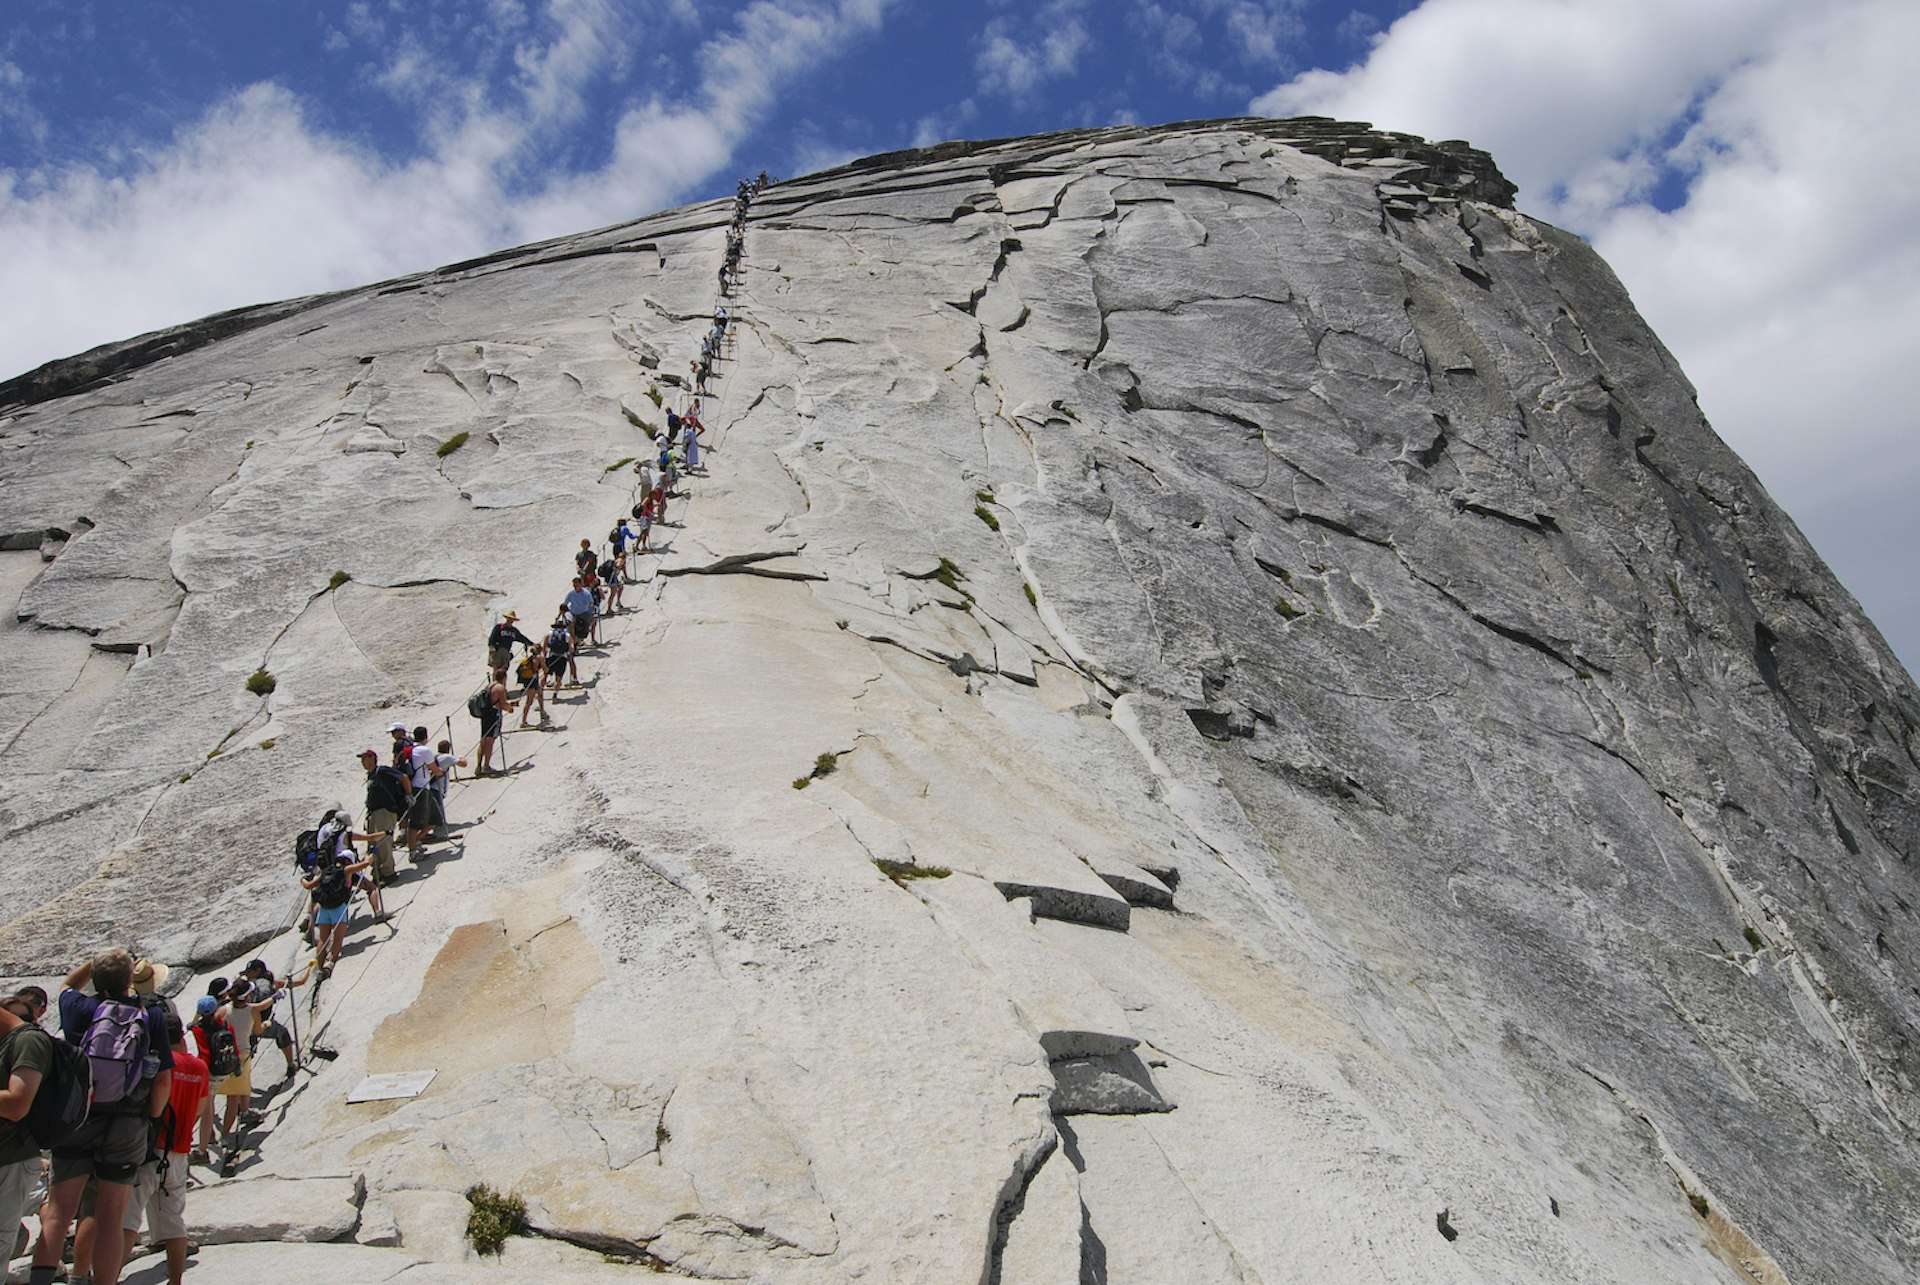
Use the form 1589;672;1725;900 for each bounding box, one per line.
974;505;1000;531
1743;925;1764;951
646;386;663;407
792;776;812;790
465;1184;527;1256
605;456;635;474
436;431;470;458
813;752;838;778
874;858;951;886
259;739;276;750
328;570;351;590
245;668;276;696
1023;582;1038;607
1686;1190;1709;1218
935;557;965;591
1274;598;1303;620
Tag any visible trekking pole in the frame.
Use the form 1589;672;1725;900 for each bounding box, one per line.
285;981;302;1071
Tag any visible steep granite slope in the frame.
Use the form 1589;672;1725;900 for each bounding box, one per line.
3;119;1917;1282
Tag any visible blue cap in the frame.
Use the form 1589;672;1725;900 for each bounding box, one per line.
195;996;218;1016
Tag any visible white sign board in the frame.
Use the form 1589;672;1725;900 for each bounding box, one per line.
347;1070;437;1103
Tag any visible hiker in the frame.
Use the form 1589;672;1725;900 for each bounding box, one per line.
188;995;240;1162
604;553;626;614
487;610;533;674
474;668;511;775
574;538;597;578
302;813;387;976
205;978;267;1167
518;642;550;727
609;517;636;560
0;988;54;1266
120;1009;205;1285
34;949;174;1285
683;415;702;471
545;617;576;690
402;725;443;859
432;739;465;830
360;748;411;883
238;960;296;1081
631;506;652;553
564;578;596;651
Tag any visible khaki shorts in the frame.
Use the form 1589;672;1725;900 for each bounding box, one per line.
50;1113;148;1185
123;1152;189;1241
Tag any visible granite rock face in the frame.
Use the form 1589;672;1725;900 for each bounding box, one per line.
3;118;1918;1282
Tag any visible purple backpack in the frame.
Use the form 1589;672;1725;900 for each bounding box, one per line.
81;998;150;1107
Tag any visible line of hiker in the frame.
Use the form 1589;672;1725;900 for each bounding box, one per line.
0;173;765;1285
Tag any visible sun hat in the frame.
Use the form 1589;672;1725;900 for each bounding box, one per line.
130;958;169;994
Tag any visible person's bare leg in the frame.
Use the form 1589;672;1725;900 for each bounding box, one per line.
89;1180;131;1285
163;1235;187;1285
34;1173;85;1273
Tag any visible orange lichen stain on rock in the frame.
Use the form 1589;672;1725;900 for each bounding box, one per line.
368;886;602;1083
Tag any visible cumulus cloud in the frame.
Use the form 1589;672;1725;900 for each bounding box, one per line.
977;1;1091;102
1254;0;1920;668
0;0;896;380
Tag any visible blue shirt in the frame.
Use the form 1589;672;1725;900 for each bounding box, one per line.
565;588;594;616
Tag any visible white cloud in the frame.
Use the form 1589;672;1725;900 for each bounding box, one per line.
1253;0;1920;670
0;0;897;380
978;2;1091;102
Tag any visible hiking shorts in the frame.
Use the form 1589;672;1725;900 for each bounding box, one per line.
214;1049;252;1099
570;612;592;641
488;645;512;671
314;902;350;927
50;1111;149;1185
479;707;503;739
124;1151;189;1240
258;1018;292;1051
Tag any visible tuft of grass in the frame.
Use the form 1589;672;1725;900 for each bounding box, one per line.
178;773;192;783
935;557;965;591
874;858;951;886
328;570;351;590
1023;582;1037;608
813;752;838;778
465;1184;527;1257
792;777;812;790
259;738;276;750
1743;925;1764;951
973;505;1000;531
244;668;276;696
621;405;650;431
646;386;663;407
245;439;256;450
975;489;995;504
1686;1190;1709;1218
604;456;635;474
1274;598;1303;620
436;431;470;458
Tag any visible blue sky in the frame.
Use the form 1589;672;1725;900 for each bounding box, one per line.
4;0;1918;673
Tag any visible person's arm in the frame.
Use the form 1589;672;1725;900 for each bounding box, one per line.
0;1066;42;1121
146;1068;171;1118
300;872;319;890
64;960;92;991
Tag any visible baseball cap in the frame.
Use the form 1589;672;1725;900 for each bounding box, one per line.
195;996;218;1016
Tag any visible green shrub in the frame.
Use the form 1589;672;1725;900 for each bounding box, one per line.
874;858;952;885
646;386;663;407
1023;582;1037;607
792;777;811;790
975;489;995;504
465;1184;527;1257
436;431;470;458
1274;598;1303;620
813;752;838;778
974;505;1000;531
604;456;635;474
328;570;350;590
259;739;276;750
245;668;276;696
1687;1191;1709;1218
935;558;965;591
1743;925;1764;951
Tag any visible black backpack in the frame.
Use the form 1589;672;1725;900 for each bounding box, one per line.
467;684;492;718
294;827;320;870
3;1024;89;1149
598;559;616;580
195;1016;242;1079
314;853;352;909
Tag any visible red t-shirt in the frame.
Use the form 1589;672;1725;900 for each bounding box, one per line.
163;1050;209;1153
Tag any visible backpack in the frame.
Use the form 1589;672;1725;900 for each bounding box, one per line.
81;998;150;1108
314;852;352;909
547;626;571;655
194;1016;242;1079
598;559;615;580
467;684;492;718
3;1024;89;1149
294;827;321;870
515;655;537;684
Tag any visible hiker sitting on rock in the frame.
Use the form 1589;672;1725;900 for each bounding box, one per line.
34;949;174;1285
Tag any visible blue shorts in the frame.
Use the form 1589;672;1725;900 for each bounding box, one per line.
314;903;349;926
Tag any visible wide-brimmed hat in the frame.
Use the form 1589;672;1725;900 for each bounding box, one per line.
130;958;169;994
502;610;519;622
